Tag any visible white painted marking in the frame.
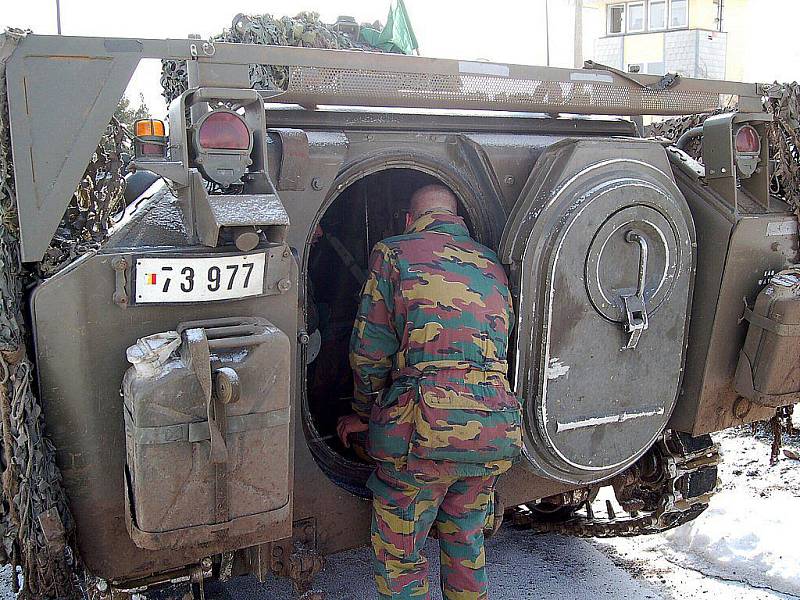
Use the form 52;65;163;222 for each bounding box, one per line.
570;72;614;83
458;61;510;77
766;220;798;237
557;407;665;432
546;358;570;380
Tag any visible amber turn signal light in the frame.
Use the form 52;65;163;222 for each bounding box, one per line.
133;119;167;160
134;119;166;138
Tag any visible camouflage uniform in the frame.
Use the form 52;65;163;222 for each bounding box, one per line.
349;210;522;599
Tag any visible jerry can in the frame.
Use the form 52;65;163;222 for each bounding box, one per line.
735;267;800;408
122;317;291;550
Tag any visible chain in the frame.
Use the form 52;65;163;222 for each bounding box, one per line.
768;405;795;464
649;83;800;218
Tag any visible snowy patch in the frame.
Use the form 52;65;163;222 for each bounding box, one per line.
665;489;800;596
546;358;570;380
598;425;800;599
662;429;800;597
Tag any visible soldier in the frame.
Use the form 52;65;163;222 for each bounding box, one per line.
337;184;522;599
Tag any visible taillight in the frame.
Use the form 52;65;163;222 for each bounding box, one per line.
192;109;254;187
734;124;762;179
197;111;251;150
735;125;761;154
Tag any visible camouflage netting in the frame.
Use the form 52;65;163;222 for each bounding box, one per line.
0;28;127;598
38;119;127;278
649;83;800;216
0;29;77;599
160;12;390;105
763;82;800;207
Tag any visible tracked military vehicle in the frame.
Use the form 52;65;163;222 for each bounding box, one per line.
1;30;799;598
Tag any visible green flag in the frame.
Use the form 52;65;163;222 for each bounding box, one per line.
360;0;419;55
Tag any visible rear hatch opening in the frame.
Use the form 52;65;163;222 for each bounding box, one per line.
303;167;475;494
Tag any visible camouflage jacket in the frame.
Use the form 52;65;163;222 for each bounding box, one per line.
349;210;522;477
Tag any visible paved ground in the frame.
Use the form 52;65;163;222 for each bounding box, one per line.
216;530;660;600
1;429;796;600
212;526;797;600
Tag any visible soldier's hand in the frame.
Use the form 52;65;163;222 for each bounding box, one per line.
337;414;369;447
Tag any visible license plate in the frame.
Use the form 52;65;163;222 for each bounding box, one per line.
134;252;266;304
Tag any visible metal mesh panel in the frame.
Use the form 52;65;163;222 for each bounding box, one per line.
286;66;724;116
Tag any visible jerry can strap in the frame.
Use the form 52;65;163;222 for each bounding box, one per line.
184;327;228;463
184;326;230;524
742;303;800;337
127;408;291;445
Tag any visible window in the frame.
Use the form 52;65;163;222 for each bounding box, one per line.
646;62;665;75
649;0;666;29
608;4;625;34
670;0;688;28
628;2;645;32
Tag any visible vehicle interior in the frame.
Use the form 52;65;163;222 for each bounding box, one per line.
303;167;475;493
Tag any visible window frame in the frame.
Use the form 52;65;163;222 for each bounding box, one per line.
627;2;646;33
648;0;667;31
669;0;689;29
607;3;626;35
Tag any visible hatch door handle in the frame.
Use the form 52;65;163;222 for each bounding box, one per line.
620;230;649;350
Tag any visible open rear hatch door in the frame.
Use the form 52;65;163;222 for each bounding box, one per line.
500;138;696;485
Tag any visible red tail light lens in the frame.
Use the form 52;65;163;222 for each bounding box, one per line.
198;111;251;150
735;125;761;154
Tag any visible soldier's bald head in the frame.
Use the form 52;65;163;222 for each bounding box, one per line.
409;184;458;219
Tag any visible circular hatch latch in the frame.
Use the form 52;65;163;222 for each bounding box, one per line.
585;206;679;323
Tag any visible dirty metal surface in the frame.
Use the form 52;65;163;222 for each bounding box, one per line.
670;170;798;435
501;138;695;485
30;192;299;580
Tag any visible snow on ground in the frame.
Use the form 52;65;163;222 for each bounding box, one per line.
598;424;800;599
0;568;15;600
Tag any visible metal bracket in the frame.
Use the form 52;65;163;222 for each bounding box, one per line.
620;231;649;350
269;518;324;597
272;128;310;191
112;255;131;308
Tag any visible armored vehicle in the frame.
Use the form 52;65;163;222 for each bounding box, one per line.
0;31;798;598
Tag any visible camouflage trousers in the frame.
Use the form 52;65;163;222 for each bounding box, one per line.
367;465;497;600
